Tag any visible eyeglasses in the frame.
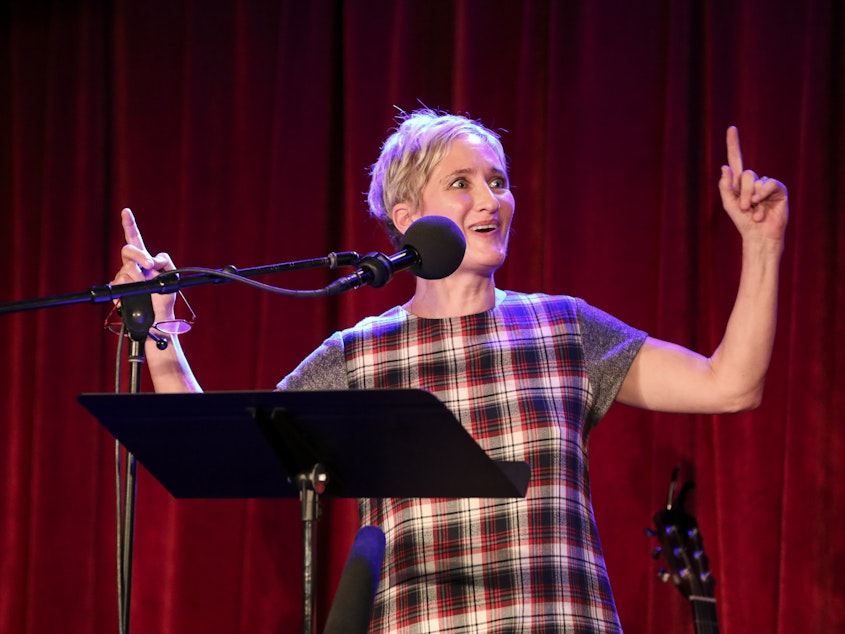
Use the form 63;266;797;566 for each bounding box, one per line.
104;291;197;336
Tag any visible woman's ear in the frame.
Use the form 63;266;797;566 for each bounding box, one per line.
391;204;419;236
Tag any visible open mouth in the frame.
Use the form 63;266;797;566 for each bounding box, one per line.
471;224;497;233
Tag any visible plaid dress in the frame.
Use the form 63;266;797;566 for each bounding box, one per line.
279;291;646;633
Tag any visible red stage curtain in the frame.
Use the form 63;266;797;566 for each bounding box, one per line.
2;1;843;632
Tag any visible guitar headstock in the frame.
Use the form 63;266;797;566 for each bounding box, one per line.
646;468;715;602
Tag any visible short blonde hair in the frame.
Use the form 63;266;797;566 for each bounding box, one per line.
367;109;507;246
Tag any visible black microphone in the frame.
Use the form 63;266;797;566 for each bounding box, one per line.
324;216;466;295
323;525;386;634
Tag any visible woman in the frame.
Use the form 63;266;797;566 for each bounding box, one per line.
112;109;788;632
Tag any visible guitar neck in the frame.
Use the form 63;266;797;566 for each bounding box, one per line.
690;597;719;634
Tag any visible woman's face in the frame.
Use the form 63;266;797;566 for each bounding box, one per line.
411;135;515;277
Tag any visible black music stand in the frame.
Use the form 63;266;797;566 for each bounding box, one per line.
78;389;531;634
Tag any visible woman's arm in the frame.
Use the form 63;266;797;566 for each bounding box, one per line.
110;208;202;393
617;126;788;414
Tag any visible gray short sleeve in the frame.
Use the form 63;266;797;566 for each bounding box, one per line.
275;331;348;391
577;298;647;425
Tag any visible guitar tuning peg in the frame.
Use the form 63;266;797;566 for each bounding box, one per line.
657;568;672;583
644;527;657;537
651;546;662;560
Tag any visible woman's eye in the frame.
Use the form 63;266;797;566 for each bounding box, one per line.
490;177;507;189
450;179;467;189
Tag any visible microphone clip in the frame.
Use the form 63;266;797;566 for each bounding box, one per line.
356;251;399;289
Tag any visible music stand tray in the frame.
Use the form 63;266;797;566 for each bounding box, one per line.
78;389;529;499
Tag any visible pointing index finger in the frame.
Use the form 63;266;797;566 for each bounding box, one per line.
726;126;743;190
121;207;148;253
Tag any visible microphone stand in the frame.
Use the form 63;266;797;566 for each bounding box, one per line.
0;251;362;317
114;292;156;634
0;250;361;634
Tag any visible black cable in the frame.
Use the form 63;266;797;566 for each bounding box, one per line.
112;320;126;632
165;266;339;298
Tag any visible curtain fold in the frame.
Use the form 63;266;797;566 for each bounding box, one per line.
2;1;842;632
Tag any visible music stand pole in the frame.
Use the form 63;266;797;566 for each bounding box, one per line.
296;464;328;634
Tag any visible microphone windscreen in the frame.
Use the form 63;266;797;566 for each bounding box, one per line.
401;216;466;280
323;526;386;634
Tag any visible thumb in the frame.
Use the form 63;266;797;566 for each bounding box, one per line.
151;252;176;273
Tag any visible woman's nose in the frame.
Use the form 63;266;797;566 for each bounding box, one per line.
475;184;500;213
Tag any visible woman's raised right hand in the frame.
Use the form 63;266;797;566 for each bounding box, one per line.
110;207;178;321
